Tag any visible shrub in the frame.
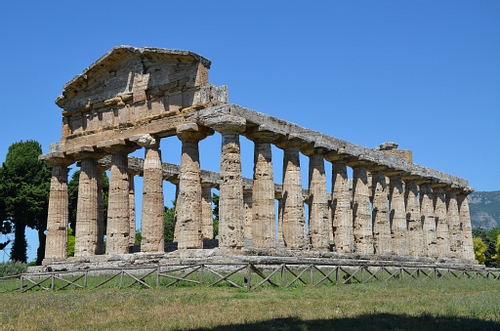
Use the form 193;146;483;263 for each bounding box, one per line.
0;260;28;277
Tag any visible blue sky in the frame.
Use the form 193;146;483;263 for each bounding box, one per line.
1;1;499;261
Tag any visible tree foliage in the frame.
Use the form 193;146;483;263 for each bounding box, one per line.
164;203;176;243
472;227;500;267
0;140;51;264
473;237;487;264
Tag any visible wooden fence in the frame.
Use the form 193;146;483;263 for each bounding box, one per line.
1;263;499;293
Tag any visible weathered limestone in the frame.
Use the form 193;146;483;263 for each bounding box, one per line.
306;149;330;251
278;138;308;250
329;159;354;253
45;161;72;259
176;123;213;249
211;116;246;249
100;140;137;254
131;134;164;252
458;192;475;260
201;182;214;240
433;186;450;258
243;187;253;243
247;129;279;249
420;183;438;257
446;189;462;258
405;180;424;257
351;165;373;254
389;175;409;256
95;165;106;255
371;170;392;255
74;155;100;256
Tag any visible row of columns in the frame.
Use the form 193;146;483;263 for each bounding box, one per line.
44;116;475;262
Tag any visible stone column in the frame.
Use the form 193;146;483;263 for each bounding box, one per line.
44;158;73;260
278;137;308;250
388;174;409;256
458;191;475;260
176;123;213;249
304;148;330;251
420;182;438;257
130;134;164;252
100;140;137;255
243;187;253;245
327;155;353;253
371;169;392;255
446;189;462;259
433;185;450;258
201;182;214;241
246;129;280;249
211;115;246;249
128;172;138;247
73;151;101;257
351;163;373;254
405;179;424;257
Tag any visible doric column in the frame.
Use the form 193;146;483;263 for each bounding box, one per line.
130;134;164;252
433;185;450;258
326;155;353;253
458;190;475;260
388;174;409;256
370;169;392;255
73;150;102;257
99;139;138;255
350;163;373;254
201;182;214;241
128;172;138;247
446;188;462;259
304;147;330;251
211;115;246;249
176;123;213;249
246;128;279;249
420;182;438;257
44;157;73;260
277;137;308;250
405;179;424;257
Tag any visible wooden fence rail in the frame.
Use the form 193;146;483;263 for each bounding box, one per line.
1;263;499;293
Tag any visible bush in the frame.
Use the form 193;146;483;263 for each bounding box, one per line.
0;260;28;277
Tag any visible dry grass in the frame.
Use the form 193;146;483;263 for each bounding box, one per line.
1;277;500;330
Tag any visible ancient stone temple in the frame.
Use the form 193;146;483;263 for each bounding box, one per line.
40;46;476;266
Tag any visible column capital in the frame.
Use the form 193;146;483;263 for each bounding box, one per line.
275;135;307;150
97;138;139;154
176;123;214;142
129;134;159;149
208;115;246;133
66;145;106;160
245;125;283;143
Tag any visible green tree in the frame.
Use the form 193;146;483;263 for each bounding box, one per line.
0;141;51;263
472;228;499;267
212;193;219;238
492;234;500;261
67;227;75;257
473;237;487;264
164;203;176;243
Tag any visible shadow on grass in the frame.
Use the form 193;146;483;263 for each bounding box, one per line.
175;314;500;331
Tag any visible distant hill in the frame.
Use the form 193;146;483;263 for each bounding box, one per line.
468;191;500;230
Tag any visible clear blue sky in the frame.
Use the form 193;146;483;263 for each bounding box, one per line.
1;1;499;261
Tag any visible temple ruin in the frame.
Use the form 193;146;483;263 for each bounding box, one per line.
40;46;476;269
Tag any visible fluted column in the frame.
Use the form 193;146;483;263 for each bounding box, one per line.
458;191;474;260
327;156;353;253
44;158;73;260
371;169;392;255
246;129;279;249
446;189;462;259
305;148;330;251
433;185;450;258
405;179;424;257
128;172;137;247
388;175;409;256
278;138;308;250
176;123;213;249
351;164;373;254
211;116;246;249
74;155;100;257
130;134;164;252
201;182;214;240
420;183;438;257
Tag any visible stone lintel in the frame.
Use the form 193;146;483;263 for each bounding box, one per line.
207;115;246;133
39;152;74;166
176;123;214;141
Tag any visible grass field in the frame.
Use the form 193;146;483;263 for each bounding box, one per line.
1;276;500;331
